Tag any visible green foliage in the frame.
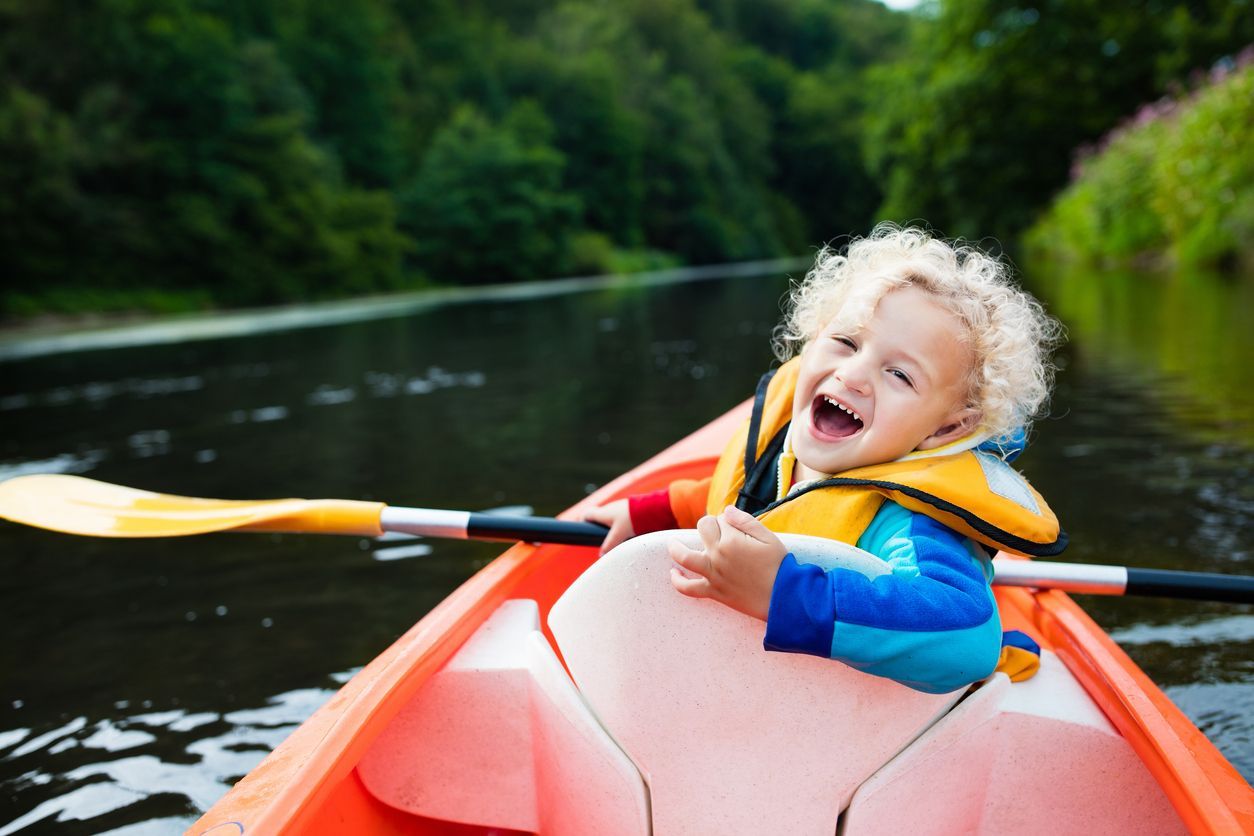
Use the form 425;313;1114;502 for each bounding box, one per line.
518;0;784;262
1039;123;1169;261
0;85;82;285
2;0;910;313
775;66;882;248
0;0;407;310
865;0;1253;241
565;231;619;276
271;0;405;188
500;11;648;247
697;0;907;71
9;0;1246;316
1028;62;1254;269
566;232;683;276
1154;65;1254;267
1;286;212;317
399;103;580;283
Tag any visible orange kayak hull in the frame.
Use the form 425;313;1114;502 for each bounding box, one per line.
190;404;1253;835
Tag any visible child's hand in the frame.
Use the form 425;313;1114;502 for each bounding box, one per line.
667;505;787;621
582;499;635;555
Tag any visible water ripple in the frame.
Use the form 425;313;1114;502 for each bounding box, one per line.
0;450;108;481
1109;615;1254;647
0;680;344;833
0;377;204;411
365;367;485;399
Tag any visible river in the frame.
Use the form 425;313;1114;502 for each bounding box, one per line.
0;263;1250;832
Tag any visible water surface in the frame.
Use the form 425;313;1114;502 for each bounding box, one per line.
0;265;1249;831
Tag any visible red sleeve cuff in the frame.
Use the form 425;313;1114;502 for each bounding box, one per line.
628;488;680;534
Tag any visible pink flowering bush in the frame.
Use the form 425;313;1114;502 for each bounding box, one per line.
1028;48;1253;269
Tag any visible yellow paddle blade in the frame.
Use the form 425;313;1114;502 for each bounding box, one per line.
0;474;385;537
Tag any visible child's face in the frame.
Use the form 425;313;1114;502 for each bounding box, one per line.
790;286;978;479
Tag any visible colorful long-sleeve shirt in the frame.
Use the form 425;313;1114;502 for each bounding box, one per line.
765;501;1002;694
628;486;1011;694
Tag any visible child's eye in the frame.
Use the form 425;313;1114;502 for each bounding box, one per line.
889;368;915;388
832;336;857;350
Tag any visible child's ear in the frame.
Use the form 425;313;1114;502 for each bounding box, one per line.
917;407;983;450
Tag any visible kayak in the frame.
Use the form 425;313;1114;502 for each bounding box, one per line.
188;401;1254;835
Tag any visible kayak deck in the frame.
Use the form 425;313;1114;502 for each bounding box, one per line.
189;405;1254;835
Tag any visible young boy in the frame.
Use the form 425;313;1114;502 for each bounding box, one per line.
585;224;1065;694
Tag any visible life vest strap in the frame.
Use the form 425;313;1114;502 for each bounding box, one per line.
737;424;788;514
743;367;778;476
737;367;784;515
761;476;1069;558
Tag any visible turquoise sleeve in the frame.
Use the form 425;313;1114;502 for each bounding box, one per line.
764;501;1002;694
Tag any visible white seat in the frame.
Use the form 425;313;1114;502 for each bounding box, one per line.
357;599;650;835
841;652;1186;835
548;531;964;836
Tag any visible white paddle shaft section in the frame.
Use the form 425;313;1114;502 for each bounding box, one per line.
993;557;1128;595
380;507;471;539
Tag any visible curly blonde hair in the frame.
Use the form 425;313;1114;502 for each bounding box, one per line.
774;223;1064;441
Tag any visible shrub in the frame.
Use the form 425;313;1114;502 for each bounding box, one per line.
1027;53;1253;269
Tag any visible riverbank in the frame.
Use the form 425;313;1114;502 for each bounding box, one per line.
1026;52;1252;269
0;258;809;363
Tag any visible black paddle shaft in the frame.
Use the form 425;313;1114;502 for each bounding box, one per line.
1125;568;1254;604
466;513;609;547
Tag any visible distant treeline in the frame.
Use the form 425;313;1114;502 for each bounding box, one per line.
1;0;1249;313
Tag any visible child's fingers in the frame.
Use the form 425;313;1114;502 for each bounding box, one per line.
696;514;721;552
581;500;635;555
582;502;622;526
720;505;771;542
668;539;710;578
720;505;784;551
670;566;711;598
598;521;631;556
720;504;757;528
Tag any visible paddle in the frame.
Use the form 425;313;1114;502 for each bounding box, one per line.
2;474;1251;604
0;474;610;546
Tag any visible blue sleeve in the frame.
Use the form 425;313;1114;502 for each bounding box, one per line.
763;502;1002;694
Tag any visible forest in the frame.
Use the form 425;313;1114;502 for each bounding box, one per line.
1;0;1250;314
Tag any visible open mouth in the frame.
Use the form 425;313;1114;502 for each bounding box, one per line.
811;394;864;439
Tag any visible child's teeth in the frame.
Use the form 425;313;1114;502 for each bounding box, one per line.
823;396;861;423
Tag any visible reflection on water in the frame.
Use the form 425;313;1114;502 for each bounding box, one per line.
0;264;1251;830
1028;262;1254;440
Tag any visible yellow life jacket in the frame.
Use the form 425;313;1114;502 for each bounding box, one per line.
705;358;1066;558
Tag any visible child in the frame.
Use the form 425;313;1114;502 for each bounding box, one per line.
584;224;1065;694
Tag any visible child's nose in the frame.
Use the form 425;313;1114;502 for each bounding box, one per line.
833;362;871;395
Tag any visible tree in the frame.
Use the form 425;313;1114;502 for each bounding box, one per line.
400;103;581;283
0;85;84;290
0;0;405;306
273;0;405;189
864;0;1254;241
